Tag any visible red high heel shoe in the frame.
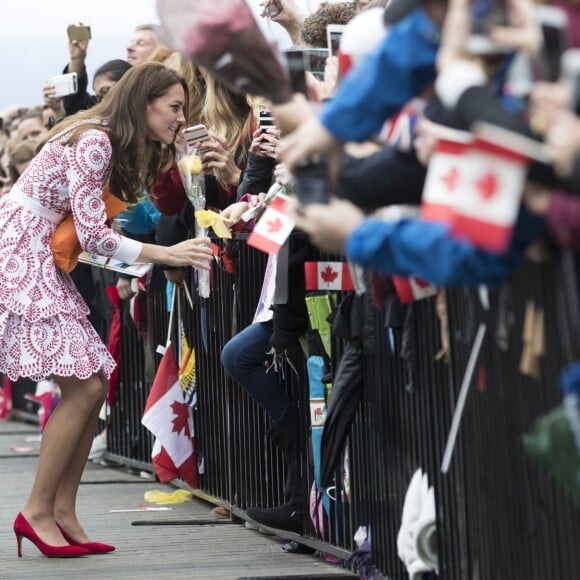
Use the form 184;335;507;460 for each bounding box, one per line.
56;523;115;554
13;513;89;558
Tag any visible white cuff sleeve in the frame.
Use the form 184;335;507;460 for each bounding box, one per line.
435;60;486;110
113;237;143;264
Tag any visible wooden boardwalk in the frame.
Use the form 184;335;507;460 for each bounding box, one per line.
0;419;354;580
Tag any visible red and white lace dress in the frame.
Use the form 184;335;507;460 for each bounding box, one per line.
0;127;142;381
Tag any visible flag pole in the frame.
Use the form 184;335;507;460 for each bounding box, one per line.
441;322;487;473
165;283;177;348
182;280;194;310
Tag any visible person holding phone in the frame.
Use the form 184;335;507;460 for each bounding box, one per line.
232;117;281;204
277;0;446;172
2;63;213;558
260;0;309;45
43;22;132;120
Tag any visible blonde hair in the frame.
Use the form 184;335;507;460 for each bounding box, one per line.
200;73;257;186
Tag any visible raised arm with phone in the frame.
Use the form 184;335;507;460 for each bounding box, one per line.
259;0;308;45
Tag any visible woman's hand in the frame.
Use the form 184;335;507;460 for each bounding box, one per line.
165;237;213;269
221;194;267;224
249;127;280;159
292;198;365;255
259;0;307;44
273;96;337;175
220;201;250;224
436;0;471;72
42;83;65;119
271;93;317;135
164;268;187;285
116;277;135;300
201;134;241;185
489;0;541;56
68;22;89;74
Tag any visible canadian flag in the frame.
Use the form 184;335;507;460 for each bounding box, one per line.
247;193;296;255
142;344;198;488
421;135;472;224
304;262;355;291
451;138;529;253
392;275;438;304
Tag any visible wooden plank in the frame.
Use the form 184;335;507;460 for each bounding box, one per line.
0;448;354;579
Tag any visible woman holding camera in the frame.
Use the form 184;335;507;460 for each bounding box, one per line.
0;62;213;558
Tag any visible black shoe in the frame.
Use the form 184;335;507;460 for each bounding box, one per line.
282;540;315;554
246;501;303;534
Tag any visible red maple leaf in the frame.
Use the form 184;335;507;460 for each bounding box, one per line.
170;401;191;439
321;265;338;285
267;217;282;233
475;171;499;201
440;166;459;193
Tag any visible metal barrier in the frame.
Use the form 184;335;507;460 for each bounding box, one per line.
7;238;580;578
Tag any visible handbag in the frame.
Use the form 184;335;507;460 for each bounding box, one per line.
51;184;127;272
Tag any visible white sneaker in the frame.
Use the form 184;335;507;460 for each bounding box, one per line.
88;434;107;460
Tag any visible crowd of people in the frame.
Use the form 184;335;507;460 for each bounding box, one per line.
0;0;579;573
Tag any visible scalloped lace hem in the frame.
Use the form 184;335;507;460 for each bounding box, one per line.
2;357;116;383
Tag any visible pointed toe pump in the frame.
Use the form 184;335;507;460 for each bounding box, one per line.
13;513;89;558
56;523;115;554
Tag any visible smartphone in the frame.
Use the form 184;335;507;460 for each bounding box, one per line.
536;5;569;82
303;48;329;81
258;110;276;155
327;24;345;57
284;50;308;96
465;0;510;55
183;124;210;149
46;73;78;98
561;49;580;115
67;25;92;42
259;110;275;129
295;161;332;205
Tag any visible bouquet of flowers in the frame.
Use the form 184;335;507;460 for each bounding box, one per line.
177;152;211;298
156;0;292;103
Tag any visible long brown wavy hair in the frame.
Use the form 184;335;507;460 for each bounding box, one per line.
41;62;190;203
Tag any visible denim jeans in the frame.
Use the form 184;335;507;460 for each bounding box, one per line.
221;321;290;422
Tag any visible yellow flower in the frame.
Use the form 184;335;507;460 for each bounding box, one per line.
178;154;202;176
195;210;232;239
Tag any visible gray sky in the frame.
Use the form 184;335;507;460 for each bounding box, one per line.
0;0;318;113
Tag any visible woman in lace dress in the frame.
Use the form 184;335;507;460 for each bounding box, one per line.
1;62;213;558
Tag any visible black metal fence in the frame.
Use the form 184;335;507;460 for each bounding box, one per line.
7;239;580;579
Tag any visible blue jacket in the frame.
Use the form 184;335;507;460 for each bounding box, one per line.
117;197;161;236
345;207;546;287
320;8;439;142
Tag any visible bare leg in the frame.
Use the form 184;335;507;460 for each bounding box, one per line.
21;373;108;546
54;374;108;543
